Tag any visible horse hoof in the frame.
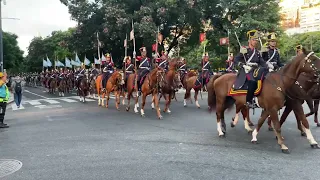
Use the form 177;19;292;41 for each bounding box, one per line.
117;108;120;111
317;123;320;127
126;107;129;111
268;127;274;131
247;131;253;134
197;106;200;109
141;114;145;117
249;122;254;126
158;116;163;120
310;144;320;149
301;132;306;137
230;121;235;128
251;141;258;144
219;134;226;138
281;149;290;154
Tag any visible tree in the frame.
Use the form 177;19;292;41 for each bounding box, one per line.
3;32;24;72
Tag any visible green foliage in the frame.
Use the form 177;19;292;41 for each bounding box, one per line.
3;32;24;73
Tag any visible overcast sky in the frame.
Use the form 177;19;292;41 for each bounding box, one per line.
2;0;76;56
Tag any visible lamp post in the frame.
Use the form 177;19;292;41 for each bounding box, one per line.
0;0;4;72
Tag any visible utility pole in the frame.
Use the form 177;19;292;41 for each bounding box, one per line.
0;0;4;72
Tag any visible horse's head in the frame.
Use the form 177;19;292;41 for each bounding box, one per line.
174;71;183;89
168;58;179;70
295;48;320;77
111;71;123;85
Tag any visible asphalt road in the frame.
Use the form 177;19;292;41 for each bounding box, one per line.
1;86;320;180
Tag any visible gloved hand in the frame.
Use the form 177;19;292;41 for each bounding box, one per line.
260;45;268;53
243;64;252;73
238;62;245;67
240;47;247;54
267;62;274;70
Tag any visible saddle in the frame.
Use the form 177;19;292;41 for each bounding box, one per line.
194;72;210;88
228;67;267;96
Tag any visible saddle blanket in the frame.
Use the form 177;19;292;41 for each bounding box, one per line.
228;80;263;96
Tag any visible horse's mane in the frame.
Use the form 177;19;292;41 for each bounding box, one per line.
187;71;197;77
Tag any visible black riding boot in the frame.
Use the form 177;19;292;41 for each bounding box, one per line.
246;80;257;108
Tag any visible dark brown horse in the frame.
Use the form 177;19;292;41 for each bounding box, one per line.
208;49;320;153
48;78;57;94
151;59;182;113
267;70;320;136
78;74;89;103
132;67;166;119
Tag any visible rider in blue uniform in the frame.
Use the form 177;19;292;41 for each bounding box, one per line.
157;51;169;71
75;63;86;87
136;46;151;96
198;52;212;90
261;32;283;72
123;56;134;90
102;53;114;91
234;29;268;108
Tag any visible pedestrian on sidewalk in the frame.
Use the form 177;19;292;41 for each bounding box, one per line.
11;75;24;108
0;72;10;128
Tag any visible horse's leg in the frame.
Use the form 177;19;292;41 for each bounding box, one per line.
122;91;126;105
163;93;169;113
114;91;120;110
140;93;147;117
314;100;320;127
231;104;242;127
134;94;139;114
241;107;253;133
126;90;131;111
269;110;290;153
154;92;163;119
194;90;200;108
251;109;269;142
183;88;191;107
216;96;226;137
151;95;155;109
166;92;172;114
293;104;319;149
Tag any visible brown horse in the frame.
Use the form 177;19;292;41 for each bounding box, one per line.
48;78;57;94
208;49;320;153
58;78;67;96
151;59;182;113
78;75;89;103
267;70;320;136
89;76;96;98
177;65;199;107
95;71;123;110
132;67;166;119
157;71;182;103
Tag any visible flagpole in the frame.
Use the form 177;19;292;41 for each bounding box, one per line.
132;20;138;93
227;29;230;56
155;26;159;67
97;32;101;72
124;34;127;84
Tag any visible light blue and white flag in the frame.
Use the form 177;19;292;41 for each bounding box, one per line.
65;57;72;68
94;57;100;64
46;56;52;67
84;56;91;66
43;59;48;67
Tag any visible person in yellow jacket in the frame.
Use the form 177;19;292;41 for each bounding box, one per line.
0;72;10;128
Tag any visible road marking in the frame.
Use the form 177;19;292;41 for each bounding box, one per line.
28;100;42;105
43;99;60;104
24;90;48;99
11;104;25;111
59;98;77;103
69;96;96;101
34;105;62;109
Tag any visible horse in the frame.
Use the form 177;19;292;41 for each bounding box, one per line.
151;59;182;113
58;78;67;96
132;67;166;119
95;70;123;110
266;68;320;136
158;70;182;103
78;74;89;102
48;78;57;94
208;49;320;153
89;75;97;98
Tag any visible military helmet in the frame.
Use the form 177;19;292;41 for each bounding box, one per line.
267;32;277;41
296;45;303;50
202;52;209;58
139;47;147;52
247;29;259;40
105;53;110;58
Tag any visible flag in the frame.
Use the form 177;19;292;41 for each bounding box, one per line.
43;59;47;67
152;43;157;52
219;37;229;45
94;57;100;64
130;20;134;40
65;57;72;68
84;56;91;65
75;53;81;63
57;60;64;67
101;52;106;62
97;32;102;47
71;59;80;66
124;37;127;47
200;33;206;43
46;56;52;67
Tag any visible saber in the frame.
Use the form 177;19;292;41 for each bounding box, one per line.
234;32;247;61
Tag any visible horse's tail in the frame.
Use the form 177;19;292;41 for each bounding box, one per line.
207;74;223;113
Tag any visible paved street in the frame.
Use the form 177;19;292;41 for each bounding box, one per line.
1;86;320;180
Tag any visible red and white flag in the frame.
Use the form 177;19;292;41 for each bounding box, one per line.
199;33;206;43
130;21;134;41
219;37;229;46
124;38;127;47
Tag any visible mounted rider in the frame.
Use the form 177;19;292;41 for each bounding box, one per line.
261;32;283;71
226;53;235;72
156;50;169;71
123;56;134;90
136;46;151;96
296;45;303;56
90;63;99;80
75;63;86;87
101;53;114;91
198;52;212;87
234;29;268;108
178;57;188;76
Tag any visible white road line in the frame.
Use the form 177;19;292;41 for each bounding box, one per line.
28;100;42;105
11;104;25;111
59;98;77;103
43;99;60;104
69;96;96;101
24;90;48;99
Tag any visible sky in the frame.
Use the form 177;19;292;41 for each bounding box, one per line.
2;0;77;56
